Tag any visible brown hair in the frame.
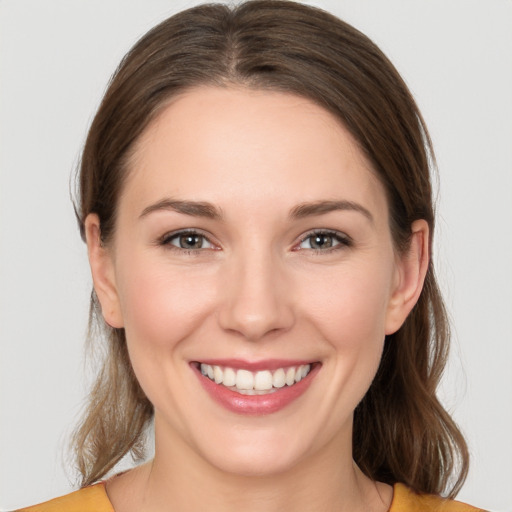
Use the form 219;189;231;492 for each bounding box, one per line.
73;0;469;496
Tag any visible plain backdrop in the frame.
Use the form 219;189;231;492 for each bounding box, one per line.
1;1;511;510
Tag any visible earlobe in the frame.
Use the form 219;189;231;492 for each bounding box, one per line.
385;219;429;335
85;214;124;328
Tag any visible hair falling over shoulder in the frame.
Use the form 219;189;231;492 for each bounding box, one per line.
72;0;469;497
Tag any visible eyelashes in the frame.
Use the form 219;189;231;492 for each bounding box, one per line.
158;229;218;255
295;229;352;252
160;230;216;251
158;228;352;255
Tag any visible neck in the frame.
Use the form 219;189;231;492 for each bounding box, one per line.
108;421;391;512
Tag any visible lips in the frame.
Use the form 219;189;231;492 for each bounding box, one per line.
192;360;319;415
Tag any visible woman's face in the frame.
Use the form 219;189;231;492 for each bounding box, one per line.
88;86;424;476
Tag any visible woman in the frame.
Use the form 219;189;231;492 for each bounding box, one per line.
17;1;485;510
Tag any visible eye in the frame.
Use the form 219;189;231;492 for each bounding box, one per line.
161;230;215;251
296;230;351;251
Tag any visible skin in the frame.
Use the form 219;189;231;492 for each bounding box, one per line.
86;86;429;512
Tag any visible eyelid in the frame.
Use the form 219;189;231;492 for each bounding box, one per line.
158;228;219;251
293;229;352;251
156;228;351;253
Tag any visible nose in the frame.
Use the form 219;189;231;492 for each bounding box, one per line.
217;248;295;341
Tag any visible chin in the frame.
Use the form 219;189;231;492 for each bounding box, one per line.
191;425;312;478
204;446;303;478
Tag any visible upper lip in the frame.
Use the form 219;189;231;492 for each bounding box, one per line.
192;358;317;372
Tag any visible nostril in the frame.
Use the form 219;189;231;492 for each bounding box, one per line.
217;304;295;342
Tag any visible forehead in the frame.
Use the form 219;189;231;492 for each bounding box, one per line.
123;86;387;220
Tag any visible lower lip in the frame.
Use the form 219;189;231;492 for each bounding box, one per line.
192;364;319;415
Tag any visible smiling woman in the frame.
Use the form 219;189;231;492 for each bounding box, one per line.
87;89;410;474
13;1;489;511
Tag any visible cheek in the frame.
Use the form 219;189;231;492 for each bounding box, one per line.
321;278;389;386
113;254;221;426
303;259;394;345
115;254;218;352
303;258;394;392
285;258;396;438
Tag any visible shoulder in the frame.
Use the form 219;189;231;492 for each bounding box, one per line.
14;483;114;512
390;483;487;512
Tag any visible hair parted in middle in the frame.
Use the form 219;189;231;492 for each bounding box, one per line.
73;0;469;496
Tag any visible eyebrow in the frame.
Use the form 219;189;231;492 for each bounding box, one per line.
139;198;373;223
289;200;374;223
139;199;223;220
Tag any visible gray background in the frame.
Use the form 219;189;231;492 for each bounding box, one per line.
1;1;511;510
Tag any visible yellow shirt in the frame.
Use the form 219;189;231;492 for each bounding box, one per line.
16;482;485;511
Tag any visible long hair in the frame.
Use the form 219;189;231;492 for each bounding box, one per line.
73;0;469;496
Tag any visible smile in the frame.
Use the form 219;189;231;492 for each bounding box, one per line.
192;360;319;415
199;363;312;395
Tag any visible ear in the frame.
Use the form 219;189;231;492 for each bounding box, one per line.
385;219;430;335
85;214;124;328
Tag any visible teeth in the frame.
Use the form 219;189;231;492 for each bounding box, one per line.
213;366;223;384
272;368;286;388
199;363;312;393
285;367;295;386
223;367;236;387
236;369;254;390
254;370;273;390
